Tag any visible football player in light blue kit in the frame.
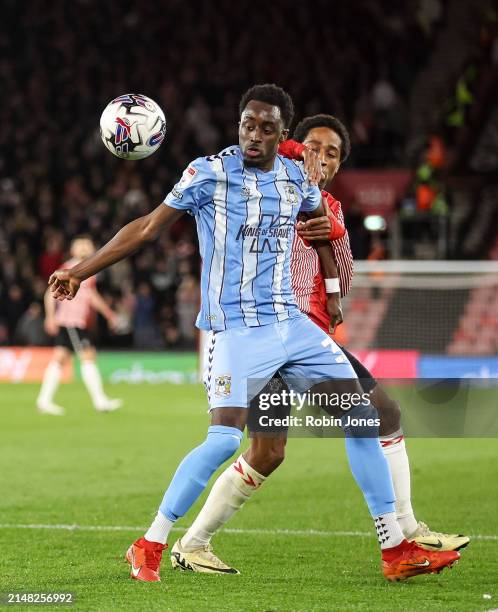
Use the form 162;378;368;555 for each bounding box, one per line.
50;84;438;582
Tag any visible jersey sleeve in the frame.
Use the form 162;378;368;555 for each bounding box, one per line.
299;182;321;213
164;157;214;215
323;192;346;241
278;139;307;160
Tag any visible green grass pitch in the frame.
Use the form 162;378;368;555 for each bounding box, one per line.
1;383;497;611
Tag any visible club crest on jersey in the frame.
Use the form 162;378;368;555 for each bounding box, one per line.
241;186;252;197
284;185;298;204
215;374;232;398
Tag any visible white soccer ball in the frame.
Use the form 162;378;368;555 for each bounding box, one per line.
99;93;166;160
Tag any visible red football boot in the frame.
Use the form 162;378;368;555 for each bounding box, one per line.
382;539;459;582
125;537;167;582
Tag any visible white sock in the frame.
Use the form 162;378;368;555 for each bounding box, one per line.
380;429;418;537
145;511;174;545
80;361;108;407
37;361;61;404
181;455;266;552
374;511;405;549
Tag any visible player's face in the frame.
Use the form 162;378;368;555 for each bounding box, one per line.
239;100;288;171
302;127;342;189
71;239;95;259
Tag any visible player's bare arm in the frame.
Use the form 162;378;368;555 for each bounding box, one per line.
88;288;118;329
43;287;59;336
313;240;343;332
49;204;183;301
305;201;343;331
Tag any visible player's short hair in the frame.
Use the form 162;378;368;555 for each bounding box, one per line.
293;114;351;163
239;84;294;129
71;234;93;244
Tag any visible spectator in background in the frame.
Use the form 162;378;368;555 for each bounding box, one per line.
416;0;443;37
38;234;64;280
0;321;9;346
176;268;200;345
133;281;162;349
371;68;406;164
1;285;28;343
164;324;182;349
15;302;47;346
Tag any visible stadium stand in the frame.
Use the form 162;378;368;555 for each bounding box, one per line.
0;0;440;348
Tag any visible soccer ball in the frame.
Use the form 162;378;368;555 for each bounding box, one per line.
99;93;166;160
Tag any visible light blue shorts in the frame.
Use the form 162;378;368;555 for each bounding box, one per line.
203;315;357;409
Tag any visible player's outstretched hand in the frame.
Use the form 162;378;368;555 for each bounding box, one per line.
296;216;331;241
326;293;343;334
301;147;323;185
48;269;81;301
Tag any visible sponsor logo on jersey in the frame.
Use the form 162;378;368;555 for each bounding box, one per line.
236;214;293;253
177;166;197;189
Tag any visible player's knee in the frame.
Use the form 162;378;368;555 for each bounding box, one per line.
205;425;243;464
371;387;401;436
79;347;96;363
53;347;69;366
341;400;380;438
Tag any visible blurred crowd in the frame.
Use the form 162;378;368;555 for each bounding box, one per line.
0;0;439;348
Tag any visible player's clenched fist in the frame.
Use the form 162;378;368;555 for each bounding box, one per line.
48;269;81;301
296;215;331;241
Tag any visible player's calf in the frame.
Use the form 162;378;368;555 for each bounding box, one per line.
179;455;266;553
371;385;401;437
243;434;287;476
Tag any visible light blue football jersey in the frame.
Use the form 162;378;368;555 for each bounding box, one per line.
164;146;321;331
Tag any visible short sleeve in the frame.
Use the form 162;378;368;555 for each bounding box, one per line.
164;158;214;215
299;182;321;213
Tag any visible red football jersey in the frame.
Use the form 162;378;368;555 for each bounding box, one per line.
291;193;354;333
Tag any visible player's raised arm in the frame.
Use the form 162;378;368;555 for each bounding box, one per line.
278;139;322;185
50;155;213;301
49;204;183;301
305;198;343;332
